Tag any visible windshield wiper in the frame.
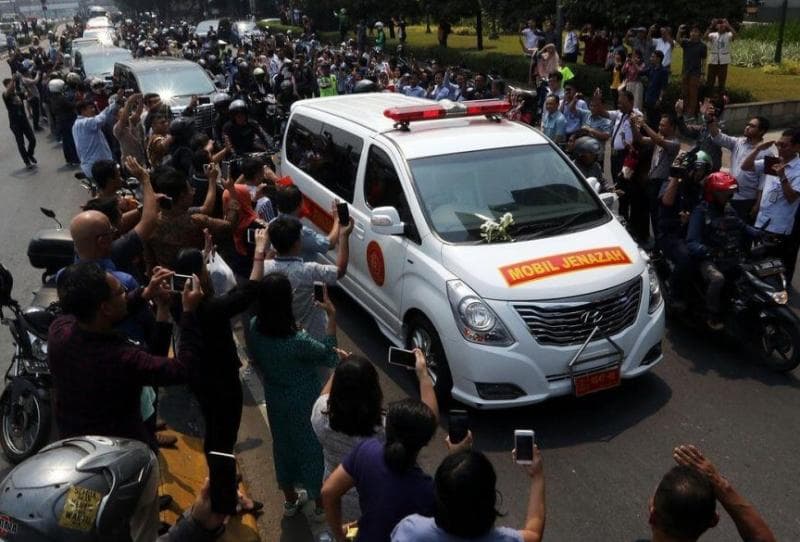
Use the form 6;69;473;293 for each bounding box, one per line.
523;210;602;240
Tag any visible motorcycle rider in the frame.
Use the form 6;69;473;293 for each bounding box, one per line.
0;437;226;541
656;149;714;311
251;67;271;97
687;172;763;330
212;92;232;142
571;136;614;192
222;99;270;154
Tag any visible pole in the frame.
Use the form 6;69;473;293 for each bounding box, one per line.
774;0;788;63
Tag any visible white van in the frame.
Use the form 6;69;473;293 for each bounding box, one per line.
280;94;665;409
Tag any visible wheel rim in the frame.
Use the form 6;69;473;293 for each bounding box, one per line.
410;327;438;384
762;321;796;366
2;394;41;456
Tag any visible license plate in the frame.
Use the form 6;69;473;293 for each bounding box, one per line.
572;366;621;397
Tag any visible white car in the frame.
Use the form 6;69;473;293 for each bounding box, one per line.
281;95;666;408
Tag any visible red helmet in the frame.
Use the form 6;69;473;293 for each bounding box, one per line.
704;171;738;203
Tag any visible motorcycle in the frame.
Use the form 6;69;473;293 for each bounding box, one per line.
652;239;800;373
0;209;73;463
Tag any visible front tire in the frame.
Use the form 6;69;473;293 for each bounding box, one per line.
756;307;800;373
406;314;454;410
0;385;52;464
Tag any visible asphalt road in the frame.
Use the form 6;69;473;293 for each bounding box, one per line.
0;56;798;540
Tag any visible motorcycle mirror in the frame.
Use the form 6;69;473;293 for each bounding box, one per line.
40;208;62;230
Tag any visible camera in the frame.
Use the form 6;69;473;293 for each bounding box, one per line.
669;148;699;180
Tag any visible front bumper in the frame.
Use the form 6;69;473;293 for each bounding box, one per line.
444;274;666;409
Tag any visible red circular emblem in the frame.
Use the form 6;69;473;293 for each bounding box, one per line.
367;241;386;286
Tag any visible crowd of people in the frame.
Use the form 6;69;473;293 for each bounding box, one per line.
0;8;792;542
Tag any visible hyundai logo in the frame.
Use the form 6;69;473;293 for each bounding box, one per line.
580;310;604;325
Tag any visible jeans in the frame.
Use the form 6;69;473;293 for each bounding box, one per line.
10;121;35;165
58;118;79;163
658;233;692;301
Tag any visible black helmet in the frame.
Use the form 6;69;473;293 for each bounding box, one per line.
212;92;231;110
0;436;159;541
353;79;377;93
0;263;13;306
229;99;248;114
169;117;195;142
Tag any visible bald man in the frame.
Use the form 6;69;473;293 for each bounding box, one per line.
68;210;139;291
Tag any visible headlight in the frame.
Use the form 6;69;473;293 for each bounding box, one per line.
446;280;513;346
641;250;662;313
27;332;48;362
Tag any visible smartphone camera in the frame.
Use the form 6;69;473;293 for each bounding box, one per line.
448;409;469;444
514;430;535;464
171;274;193;292
388;347;417;370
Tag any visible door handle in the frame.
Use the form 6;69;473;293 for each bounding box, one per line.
354;222;366;240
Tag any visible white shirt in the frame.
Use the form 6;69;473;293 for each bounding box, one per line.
563;31;579;54
754;156;800;235
521;28;538;51
712;132;775;200
608;108;643;151
652;37;674;67
707;31;733;65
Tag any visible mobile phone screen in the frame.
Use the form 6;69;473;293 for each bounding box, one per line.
764;156;780;172
514;432;535;462
448;410;469;444
172;274;192;291
314;282;324;303
246;229;255;244
337;202;350;225
388;347;416;370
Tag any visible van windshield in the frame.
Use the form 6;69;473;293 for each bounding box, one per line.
136;66;215;99
408;145;608;244
82;50;132;76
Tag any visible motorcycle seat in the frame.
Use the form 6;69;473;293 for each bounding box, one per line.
28;229;75;272
30;287;59;312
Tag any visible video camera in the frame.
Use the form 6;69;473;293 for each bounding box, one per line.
669;146;702;180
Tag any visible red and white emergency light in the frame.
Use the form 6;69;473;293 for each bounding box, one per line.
383;100;512;127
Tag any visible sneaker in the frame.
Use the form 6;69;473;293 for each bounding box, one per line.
283;489;308;517
25;162;34;170
28;155;37;164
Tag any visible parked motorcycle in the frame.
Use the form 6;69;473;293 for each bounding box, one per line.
0;208;74;463
652;239;800;373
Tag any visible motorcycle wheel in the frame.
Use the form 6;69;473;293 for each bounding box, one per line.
0;387;52;464
756;307;800;373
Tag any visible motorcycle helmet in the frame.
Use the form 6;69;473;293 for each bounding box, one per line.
21;59;33;71
374;21;383;29
253;67;265;77
0;263;13;306
704;171;738;203
212;92;231;110
48;78;65;93
0;436;159;541
353;79;377;93
66;72;81;85
169;117;195;142
279;79;293;93
573;136;603;158
198;58;207;67
694;150;713;174
229;99;248;114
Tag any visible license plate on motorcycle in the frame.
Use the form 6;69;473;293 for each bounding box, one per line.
573;366;621;397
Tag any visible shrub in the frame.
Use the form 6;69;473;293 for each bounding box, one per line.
732;38;800;67
738;21;800;44
763;59;800;76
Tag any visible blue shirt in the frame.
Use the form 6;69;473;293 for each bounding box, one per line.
541;110;567;142
271;213;331;262
642;65;669;106
73;100;120;178
559;98;588;135
401;85;427;98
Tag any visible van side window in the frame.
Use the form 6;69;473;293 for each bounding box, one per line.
284;114;362;203
364;146;412;225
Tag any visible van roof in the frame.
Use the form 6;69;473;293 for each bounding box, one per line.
292;94;549;160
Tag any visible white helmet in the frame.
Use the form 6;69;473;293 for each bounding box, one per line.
48;78;65;93
66;72;81;85
253;67;265;76
374;21;383;28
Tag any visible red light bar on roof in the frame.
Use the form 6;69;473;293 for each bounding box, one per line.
384;99;512;124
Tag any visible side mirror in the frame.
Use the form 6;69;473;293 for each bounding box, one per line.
370;206;405;236
586;176;601;193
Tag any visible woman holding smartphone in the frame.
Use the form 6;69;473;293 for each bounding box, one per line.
170;228;268;516
249;273;345;517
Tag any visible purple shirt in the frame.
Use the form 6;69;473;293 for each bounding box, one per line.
342;438;435;541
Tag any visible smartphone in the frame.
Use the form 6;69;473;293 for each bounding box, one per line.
388;347;416;370
764;156;780;173
314;282;325;303
336;202;350;225
202;163;212;175
158;196;173;211
514;430;535;464
220;160;231;180
171;274;193;292
448;409;469;444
